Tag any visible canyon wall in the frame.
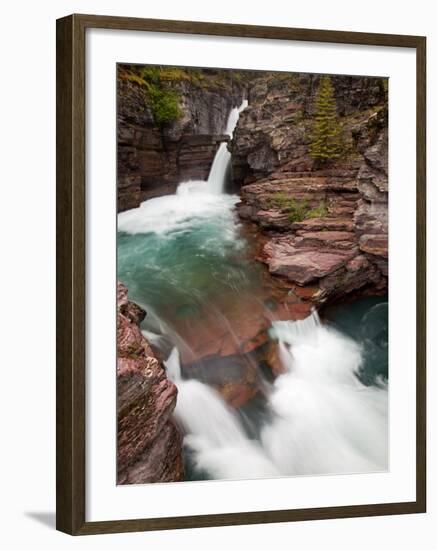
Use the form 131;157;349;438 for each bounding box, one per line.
117;66;247;211
232;73;388;306
117;282;184;484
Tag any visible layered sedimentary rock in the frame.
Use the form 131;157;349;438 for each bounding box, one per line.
232;73;388;305
117;67;246;211
117;282;184;484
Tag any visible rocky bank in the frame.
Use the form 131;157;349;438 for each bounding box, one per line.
117;282;184;484
232;73;388;305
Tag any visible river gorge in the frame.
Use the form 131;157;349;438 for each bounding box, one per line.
116;66;389;485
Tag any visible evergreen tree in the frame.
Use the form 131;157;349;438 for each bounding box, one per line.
310;76;343;163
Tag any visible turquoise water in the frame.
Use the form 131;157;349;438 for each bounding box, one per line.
117;182;273;365
324;297;388;386
117;183;388;386
117;212;262;323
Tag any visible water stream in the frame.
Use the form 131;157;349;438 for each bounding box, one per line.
207;99;248;194
117;100;388;482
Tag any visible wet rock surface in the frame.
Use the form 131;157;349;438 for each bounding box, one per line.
117;282;184;484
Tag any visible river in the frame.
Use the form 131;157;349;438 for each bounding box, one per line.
117;100;388;482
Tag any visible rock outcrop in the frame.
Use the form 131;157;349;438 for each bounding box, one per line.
117;66;247;211
117;282;184;484
232;73;388;305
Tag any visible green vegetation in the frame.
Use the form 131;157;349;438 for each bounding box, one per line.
380;78;389;104
119;65;183;125
270;193;328;223
139;66;204;86
310;76;343;163
147;86;181;125
305;201;329;219
118;65;265;127
119;64;253;124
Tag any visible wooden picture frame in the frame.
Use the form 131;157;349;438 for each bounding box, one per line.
56;13;426;535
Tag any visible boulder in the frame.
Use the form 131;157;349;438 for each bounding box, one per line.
263;238;355;285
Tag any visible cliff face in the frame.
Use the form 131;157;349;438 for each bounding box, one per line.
232;73;388;305
117;66;246;211
117;282;184;484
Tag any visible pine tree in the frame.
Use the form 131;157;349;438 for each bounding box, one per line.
310;76;343;163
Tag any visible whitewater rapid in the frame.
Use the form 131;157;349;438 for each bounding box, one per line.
164;312;388;481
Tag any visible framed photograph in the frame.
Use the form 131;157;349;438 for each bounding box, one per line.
56;14;426;535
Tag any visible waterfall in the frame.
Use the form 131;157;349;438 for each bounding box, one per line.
206;99;248;194
164;313;388;481
118;97;248;236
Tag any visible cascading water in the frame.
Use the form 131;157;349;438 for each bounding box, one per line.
160;313;388;481
165;348;280;479
118;98;247;237
206;99;248;194
117;96;388;483
262;313;388;476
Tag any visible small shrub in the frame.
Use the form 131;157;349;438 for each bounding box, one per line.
286;200;310;223
306;201;328;219
139;66;161;84
270;194;329;223
270;192;295;209
119;65;183;125
148;85;182;125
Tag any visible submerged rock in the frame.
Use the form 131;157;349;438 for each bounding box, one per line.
117;282;184;484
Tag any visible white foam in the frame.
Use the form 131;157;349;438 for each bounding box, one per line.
263;314;388;476
165;348;280;479
164;312;388;481
117;181;238;236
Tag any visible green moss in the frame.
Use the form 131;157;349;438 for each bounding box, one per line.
270;194;329;223
121;71;147;87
